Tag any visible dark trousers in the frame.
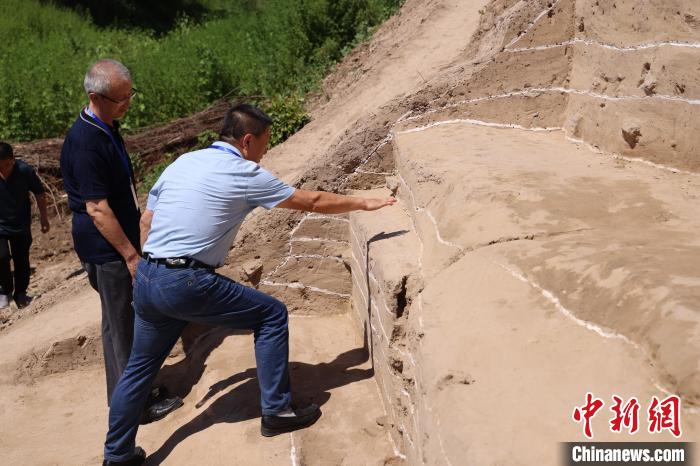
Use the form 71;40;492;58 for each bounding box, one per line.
104;259;291;461
0;234;32;298
84;260;134;406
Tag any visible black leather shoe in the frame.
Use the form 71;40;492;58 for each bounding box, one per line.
140;396;183;424
14;294;32;309
103;446;146;465
261;403;322;437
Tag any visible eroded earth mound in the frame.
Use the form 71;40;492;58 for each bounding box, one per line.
2;1;699;464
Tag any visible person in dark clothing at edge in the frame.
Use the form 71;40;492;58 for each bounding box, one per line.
59;59;182;425
0;142;50;310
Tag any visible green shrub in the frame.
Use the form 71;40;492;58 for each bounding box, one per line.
261;94;310;147
0;0;404;143
138;152;175;195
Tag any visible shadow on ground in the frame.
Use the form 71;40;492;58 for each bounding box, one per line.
145;325;372;464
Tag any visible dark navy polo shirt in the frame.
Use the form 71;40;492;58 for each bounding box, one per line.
0;159;45;236
60;109;141;264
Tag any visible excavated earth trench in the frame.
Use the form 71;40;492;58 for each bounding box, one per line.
2;0;700;464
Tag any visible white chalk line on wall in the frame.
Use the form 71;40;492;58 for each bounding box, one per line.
506;37;700;53
563;134;698;176
397;117;560;133
260;279;351;298
291;236;349;244
503;0;565;50
347;226;431;459
396;116;698;177
503;0;700;54
396;171;464;253
495;261;694;408
289;433;299;466
400;88;700;129
261;212;353;298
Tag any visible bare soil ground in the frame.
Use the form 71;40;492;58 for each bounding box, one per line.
3;0;699;464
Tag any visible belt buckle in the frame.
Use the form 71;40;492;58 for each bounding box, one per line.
165;258;188;267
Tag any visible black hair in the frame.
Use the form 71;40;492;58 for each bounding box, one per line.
0;142;13;160
219;104;273;140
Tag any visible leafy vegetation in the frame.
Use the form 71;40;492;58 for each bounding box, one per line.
0;0;402;144
138;152;176;195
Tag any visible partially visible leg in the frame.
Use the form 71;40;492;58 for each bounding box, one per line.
84;260;135;404
104;312;186;461
252;296;290;415
0;237;13;299
184;271;291;415
190;275;321;436
9;234;32;298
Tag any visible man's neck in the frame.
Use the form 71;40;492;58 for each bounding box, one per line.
0;164;14;181
87;103;113;127
221;138;249;160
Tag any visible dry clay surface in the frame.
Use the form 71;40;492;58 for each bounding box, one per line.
346;0;700;462
0;0;495;464
3;0;700;464
0;288;397;465
373;125;700;463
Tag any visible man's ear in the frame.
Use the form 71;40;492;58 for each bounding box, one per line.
87;92;99;106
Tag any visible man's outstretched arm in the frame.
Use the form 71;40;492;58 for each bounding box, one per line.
276;189;396;214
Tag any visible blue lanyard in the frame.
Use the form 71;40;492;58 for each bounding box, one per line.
85;108;133;178
209;144;243;159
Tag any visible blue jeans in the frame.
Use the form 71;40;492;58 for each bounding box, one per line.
104;259;291;461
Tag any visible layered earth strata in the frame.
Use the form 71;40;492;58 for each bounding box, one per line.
342;0;700;462
3;1;700;464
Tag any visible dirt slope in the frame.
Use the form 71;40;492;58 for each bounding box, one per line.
0;0;492;464
2;0;699;464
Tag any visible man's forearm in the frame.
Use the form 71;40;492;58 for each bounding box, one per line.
90;205;139;261
140;209;154;250
36;193;49;219
307;191;367;214
277;188;395;213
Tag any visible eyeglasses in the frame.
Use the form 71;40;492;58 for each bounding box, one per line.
96;88;139;105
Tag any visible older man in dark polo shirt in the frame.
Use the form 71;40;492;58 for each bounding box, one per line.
60;59;181;423
0;142;50;310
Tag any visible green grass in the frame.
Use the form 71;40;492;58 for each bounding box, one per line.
0;0;402;143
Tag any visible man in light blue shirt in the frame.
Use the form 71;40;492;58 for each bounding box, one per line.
143;136;295;267
103;104;396;465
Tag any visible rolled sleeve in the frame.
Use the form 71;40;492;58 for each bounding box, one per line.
146;180;161;210
245;166;295;210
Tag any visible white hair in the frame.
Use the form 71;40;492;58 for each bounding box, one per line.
83;59;131;95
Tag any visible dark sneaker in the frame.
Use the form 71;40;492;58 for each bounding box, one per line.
261;403;322;437
103;446;146;466
0;294;9;309
14;294;32;309
140;387;183;424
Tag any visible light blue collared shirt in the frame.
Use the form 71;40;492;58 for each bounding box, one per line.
143;141;295;267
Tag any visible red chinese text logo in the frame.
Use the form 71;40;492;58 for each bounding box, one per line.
572;394;682;439
572;392;604;439
648;395;681;438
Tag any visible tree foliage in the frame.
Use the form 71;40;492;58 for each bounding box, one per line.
0;0;402;143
